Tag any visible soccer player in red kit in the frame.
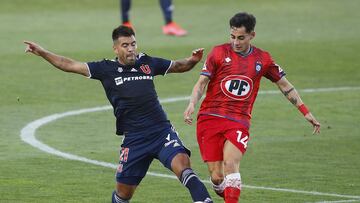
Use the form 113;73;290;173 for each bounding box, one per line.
184;12;321;202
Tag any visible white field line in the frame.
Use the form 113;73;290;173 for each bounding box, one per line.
20;86;360;200
258;86;360;95
312;199;360;203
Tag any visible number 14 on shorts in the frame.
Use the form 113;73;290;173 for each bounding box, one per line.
236;130;249;149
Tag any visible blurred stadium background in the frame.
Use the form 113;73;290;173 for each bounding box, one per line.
1;0;359;202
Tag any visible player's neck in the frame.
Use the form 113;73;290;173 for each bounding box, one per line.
116;57;135;66
236;45;253;57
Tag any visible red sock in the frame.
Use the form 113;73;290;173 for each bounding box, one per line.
224;187;241;203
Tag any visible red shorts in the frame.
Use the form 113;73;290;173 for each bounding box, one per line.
196;115;250;162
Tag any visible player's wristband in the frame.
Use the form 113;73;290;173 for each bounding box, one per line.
298;104;310;116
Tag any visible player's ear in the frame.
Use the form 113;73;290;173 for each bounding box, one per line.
113;43;118;55
112;39;120;52
250;31;256;40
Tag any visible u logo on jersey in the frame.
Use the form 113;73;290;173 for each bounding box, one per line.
220;75;253;100
140;64;151;74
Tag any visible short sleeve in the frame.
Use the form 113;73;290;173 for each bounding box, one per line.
151;57;172;76
201;47;218;78
264;54;286;82
86;60;106;80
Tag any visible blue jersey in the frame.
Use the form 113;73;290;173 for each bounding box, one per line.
87;53;173;135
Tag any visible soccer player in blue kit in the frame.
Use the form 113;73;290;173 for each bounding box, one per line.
24;26;213;203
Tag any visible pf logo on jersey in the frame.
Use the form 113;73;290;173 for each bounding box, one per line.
220;75;253;100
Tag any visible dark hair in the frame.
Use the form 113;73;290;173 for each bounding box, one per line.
229;12;256;33
112;25;135;41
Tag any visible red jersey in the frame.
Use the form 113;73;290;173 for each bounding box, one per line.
198;43;285;128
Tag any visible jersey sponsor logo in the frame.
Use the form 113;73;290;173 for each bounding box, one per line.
140;64;151;74
114;77;124;85
114;75;153;85
220;75;253;100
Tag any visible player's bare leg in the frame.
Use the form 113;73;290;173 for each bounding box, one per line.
112;183;137;203
206;161;226;198
223;140;243;203
171;153;213;203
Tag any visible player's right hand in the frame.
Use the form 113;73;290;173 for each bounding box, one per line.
24;41;44;56
184;103;195;125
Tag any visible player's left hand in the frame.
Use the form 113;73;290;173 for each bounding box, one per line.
305;113;321;134
190;48;204;63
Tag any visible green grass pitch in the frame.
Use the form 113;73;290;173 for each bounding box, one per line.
1;0;359;202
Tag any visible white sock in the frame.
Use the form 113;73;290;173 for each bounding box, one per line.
225;173;242;189
210;177;226;193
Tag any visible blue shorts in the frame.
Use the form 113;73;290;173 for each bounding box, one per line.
115;123;191;185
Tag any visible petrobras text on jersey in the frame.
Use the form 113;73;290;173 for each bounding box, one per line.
114;75;154;85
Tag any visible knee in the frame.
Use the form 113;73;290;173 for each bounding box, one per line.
171;153;191;177
210;171;224;185
172;153;190;166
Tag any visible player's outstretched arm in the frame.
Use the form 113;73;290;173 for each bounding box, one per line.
24;41;90;77
167;48;204;73
184;75;210;125
276;77;321;134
